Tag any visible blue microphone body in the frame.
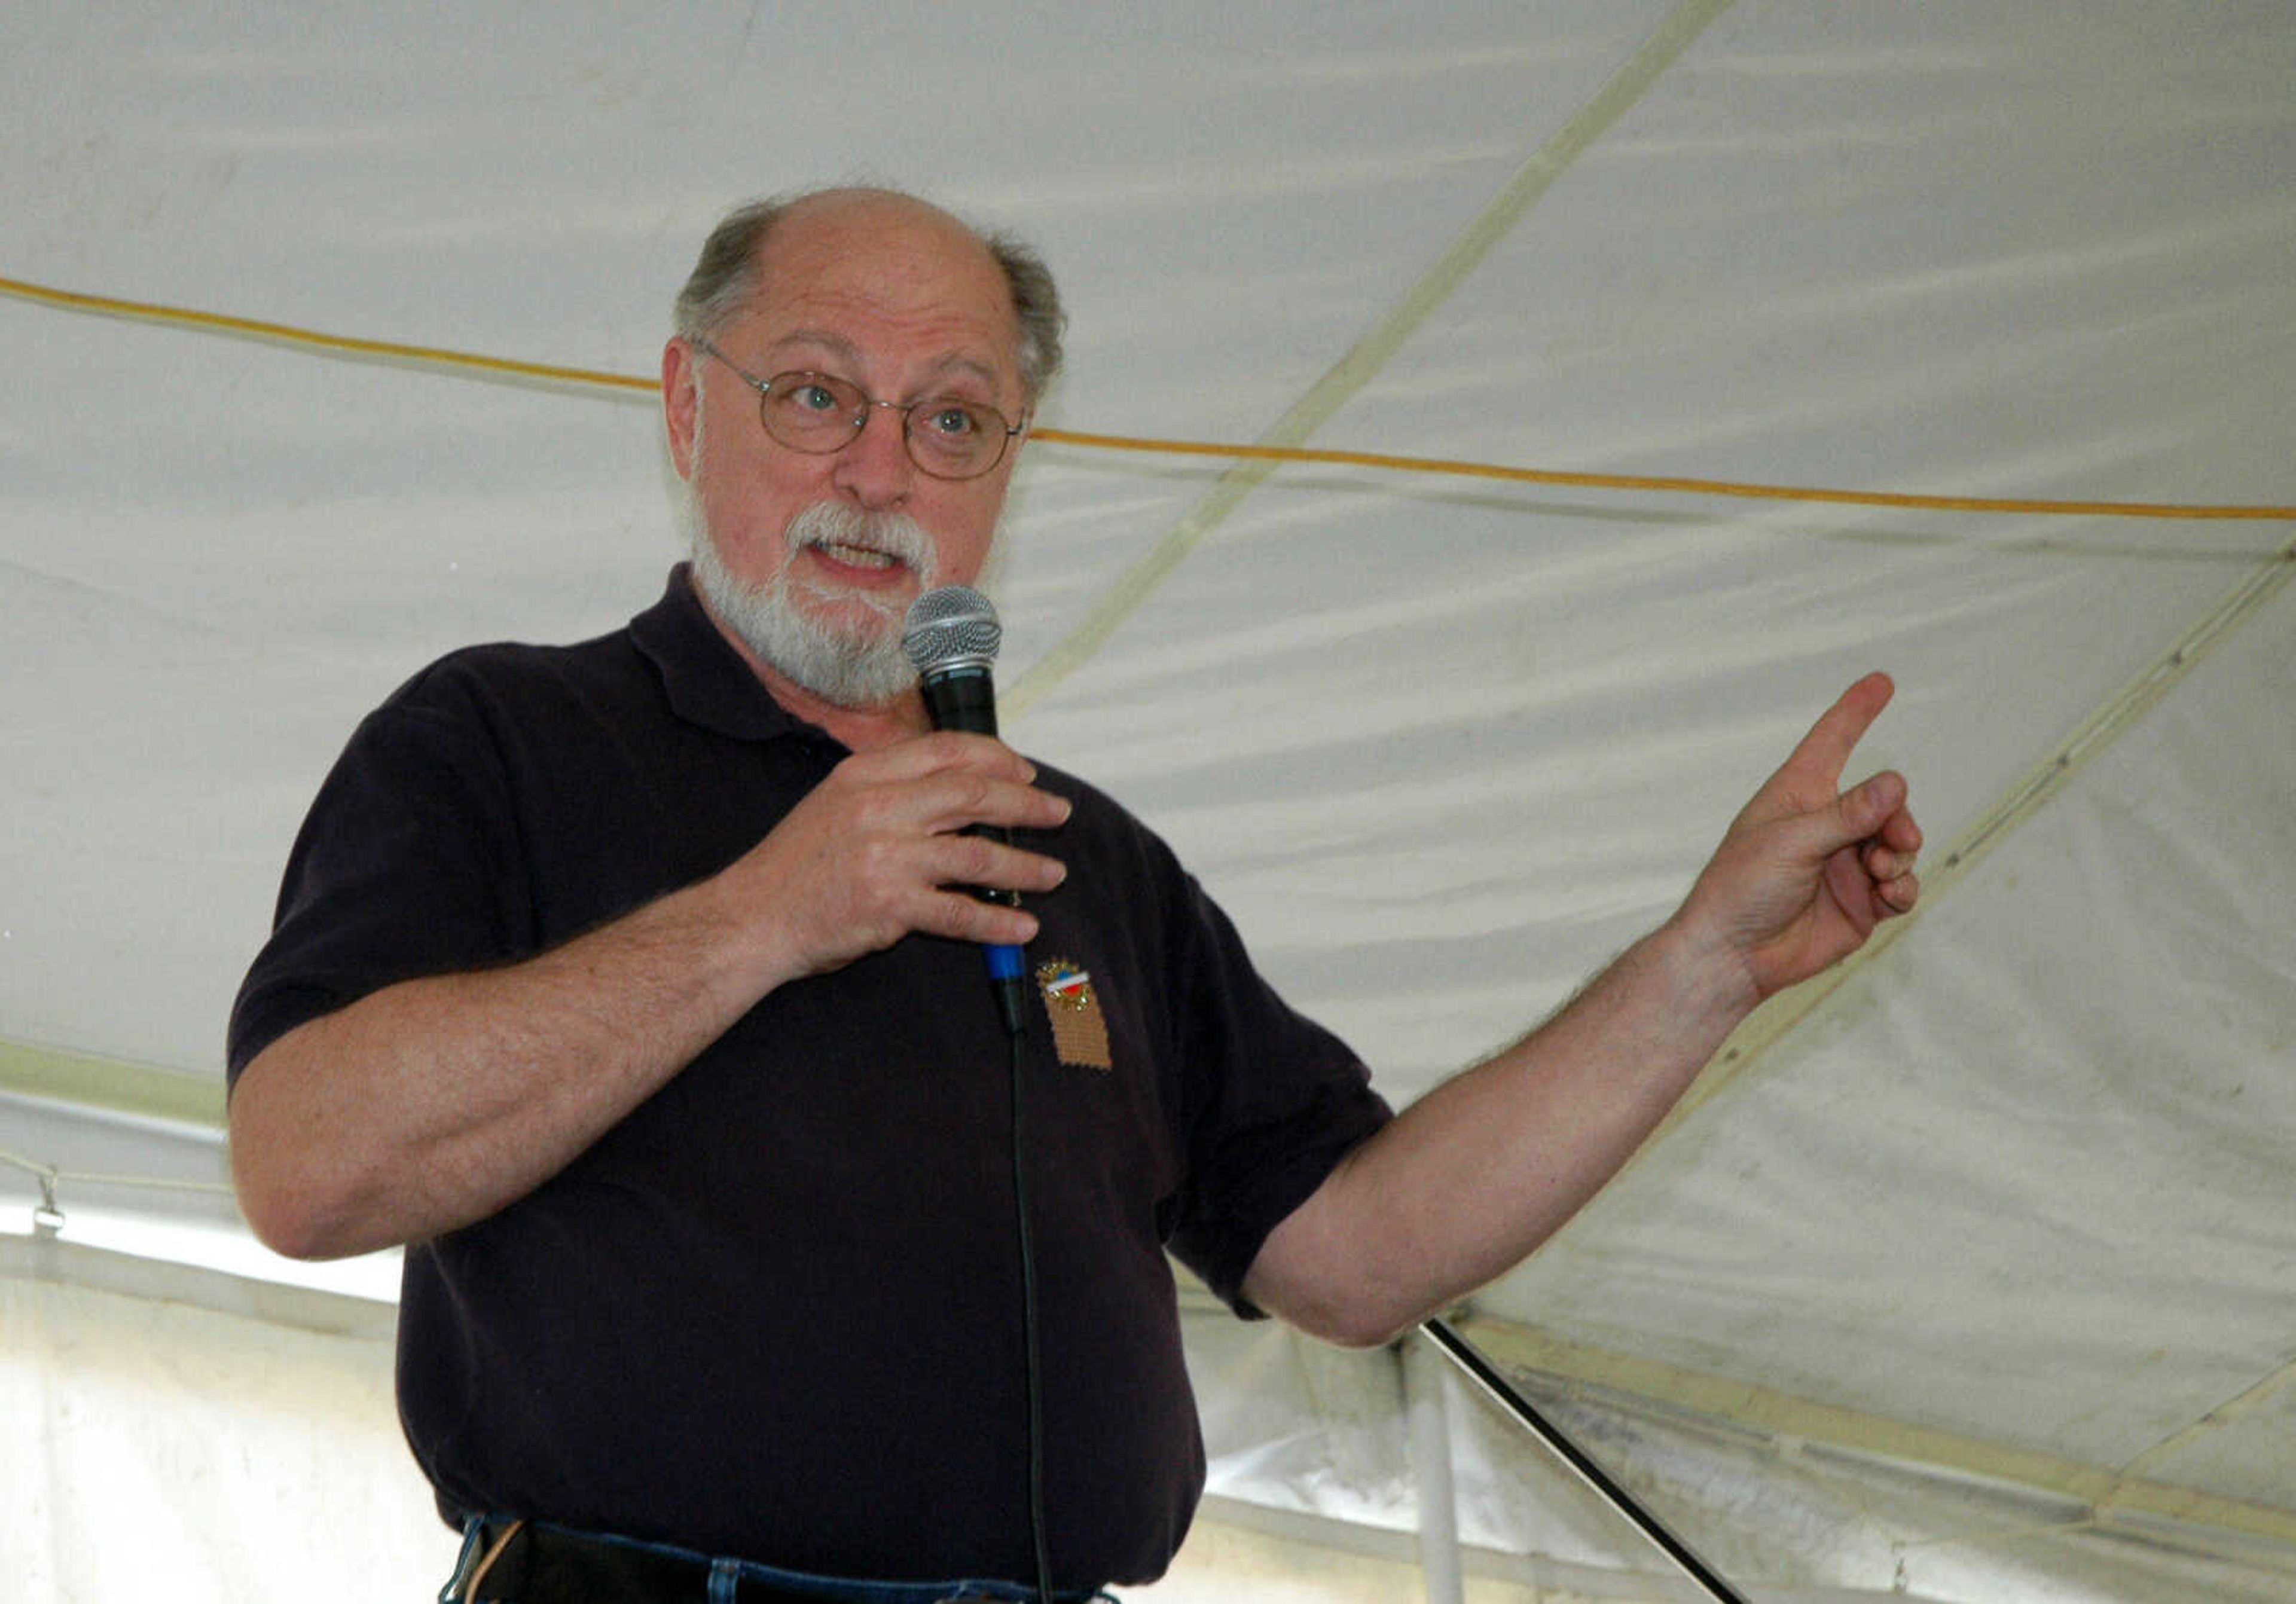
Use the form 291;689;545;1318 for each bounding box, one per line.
902;588;1030;1029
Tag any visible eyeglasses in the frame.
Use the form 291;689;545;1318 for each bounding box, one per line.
689;338;1024;481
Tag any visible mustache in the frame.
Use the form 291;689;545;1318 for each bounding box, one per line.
783;503;937;576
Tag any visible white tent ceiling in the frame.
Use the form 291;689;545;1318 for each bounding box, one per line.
4;4;2291;1600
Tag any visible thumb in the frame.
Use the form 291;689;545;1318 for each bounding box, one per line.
1825;771;1907;851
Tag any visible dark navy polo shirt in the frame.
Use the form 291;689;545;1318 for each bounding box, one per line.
228;567;1390;1588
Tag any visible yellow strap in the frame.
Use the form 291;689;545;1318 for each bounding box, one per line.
5;270;2288;523
0;273;655;393
1027;427;2296;523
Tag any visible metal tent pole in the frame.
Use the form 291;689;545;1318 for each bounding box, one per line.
1400;1335;1467;1604
1419;1318;1751;1604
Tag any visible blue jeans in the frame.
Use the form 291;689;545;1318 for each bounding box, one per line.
440;1516;1120;1604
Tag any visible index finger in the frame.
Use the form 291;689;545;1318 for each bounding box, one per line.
863;728;1038;784
1784;671;1897;789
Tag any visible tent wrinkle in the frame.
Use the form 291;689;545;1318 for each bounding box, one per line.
5;6;2293;1599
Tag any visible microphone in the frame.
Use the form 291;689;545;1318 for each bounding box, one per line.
902;585;1029;1036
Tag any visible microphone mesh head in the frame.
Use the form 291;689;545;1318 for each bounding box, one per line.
902;585;1003;678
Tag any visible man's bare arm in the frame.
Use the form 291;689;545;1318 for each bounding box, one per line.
1245;674;1922;1346
230;732;1070;1260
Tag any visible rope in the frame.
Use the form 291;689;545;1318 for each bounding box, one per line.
5;270;2286;524
0;1147;232;1196
0;271;654;393
1026;428;2296;523
0;1145;236;1236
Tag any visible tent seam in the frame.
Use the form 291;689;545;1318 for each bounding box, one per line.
1635;531;2296;1147
1004;0;1741;715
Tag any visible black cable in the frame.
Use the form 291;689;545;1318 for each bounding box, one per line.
1007;1015;1055;1603
1420;1318;1750;1604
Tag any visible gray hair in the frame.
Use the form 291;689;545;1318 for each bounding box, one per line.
672;190;1066;401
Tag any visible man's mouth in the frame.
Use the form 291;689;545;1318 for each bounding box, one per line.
813;541;902;573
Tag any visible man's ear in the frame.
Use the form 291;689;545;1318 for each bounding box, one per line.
661;338;700;479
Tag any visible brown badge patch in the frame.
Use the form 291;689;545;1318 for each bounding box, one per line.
1036;959;1112;1070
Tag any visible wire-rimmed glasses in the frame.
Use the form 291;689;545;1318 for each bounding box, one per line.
689;338;1024;481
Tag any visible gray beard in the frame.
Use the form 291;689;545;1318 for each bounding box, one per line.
685;500;939;709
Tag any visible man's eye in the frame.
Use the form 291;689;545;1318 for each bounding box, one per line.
921;404;981;438
793;384;842;413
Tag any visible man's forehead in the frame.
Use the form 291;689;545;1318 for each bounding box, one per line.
772;187;978;244
753;195;1008;318
742;197;1022;382
762;325;1006;392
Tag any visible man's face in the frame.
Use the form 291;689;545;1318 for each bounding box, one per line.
664;194;1028;707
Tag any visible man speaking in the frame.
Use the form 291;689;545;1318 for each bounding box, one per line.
228;187;1921;1602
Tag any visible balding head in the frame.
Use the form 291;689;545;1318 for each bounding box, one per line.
674;187;1066;401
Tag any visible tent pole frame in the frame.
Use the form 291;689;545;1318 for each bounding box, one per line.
1419;1318;1750;1604
1401;1334;1467;1604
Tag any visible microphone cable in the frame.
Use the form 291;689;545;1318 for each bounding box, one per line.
901;586;1054;1600
1005;1006;1055;1604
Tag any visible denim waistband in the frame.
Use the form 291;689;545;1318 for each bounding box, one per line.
441;1516;1120;1604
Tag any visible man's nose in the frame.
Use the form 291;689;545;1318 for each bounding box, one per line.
830;402;914;508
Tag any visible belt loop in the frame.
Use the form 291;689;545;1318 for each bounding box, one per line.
707;1557;741;1603
437;1517;488;1604
442;1518;523;1604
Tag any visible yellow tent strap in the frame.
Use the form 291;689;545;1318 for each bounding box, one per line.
1027;428;2295;523
5;270;2291;524
0;273;657;394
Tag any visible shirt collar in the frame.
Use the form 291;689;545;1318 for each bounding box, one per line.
629;563;830;746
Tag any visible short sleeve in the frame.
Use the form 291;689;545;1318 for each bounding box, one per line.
1159;871;1391;1315
226;685;526;1085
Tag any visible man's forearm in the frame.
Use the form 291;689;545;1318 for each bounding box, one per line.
1244;913;1754;1348
1244;675;1920;1348
230;732;1074;1260
229;869;787;1260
